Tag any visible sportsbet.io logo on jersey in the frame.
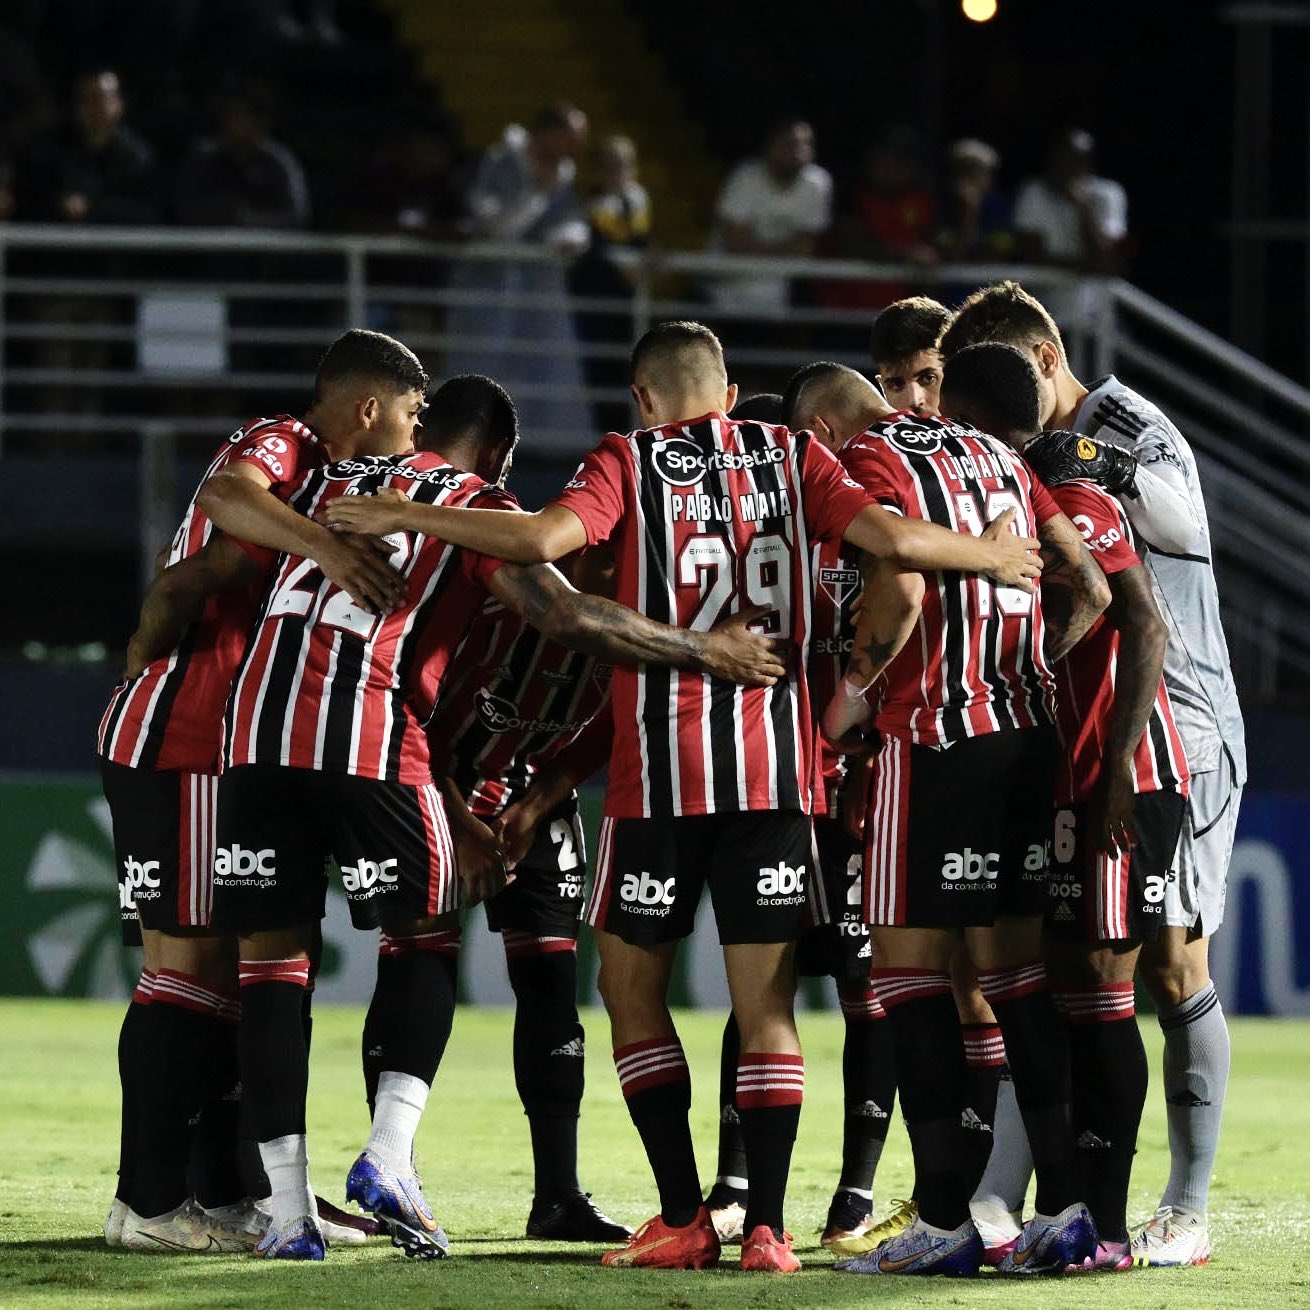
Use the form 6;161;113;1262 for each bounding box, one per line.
884;421;945;456
650;436;787;487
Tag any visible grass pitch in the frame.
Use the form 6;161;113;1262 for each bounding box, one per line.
0;1001;1307;1308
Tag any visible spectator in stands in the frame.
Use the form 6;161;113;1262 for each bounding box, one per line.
46;70;157;225
569;134;652;432
176;80;310;228
708;117;833;314
363;114;465;239
823;125;936;311
1013;127;1128;273
937;138;1012;262
465;103;590;251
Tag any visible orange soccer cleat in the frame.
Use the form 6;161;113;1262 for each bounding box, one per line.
740;1224;802;1273
600;1206;721;1270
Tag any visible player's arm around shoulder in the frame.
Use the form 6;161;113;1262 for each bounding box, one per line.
484;561;787;687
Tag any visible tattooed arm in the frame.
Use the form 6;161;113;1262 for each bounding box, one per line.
1037;512;1112;660
484;562;788;686
822;561;925;748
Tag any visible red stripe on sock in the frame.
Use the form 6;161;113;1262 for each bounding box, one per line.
379;929;462;957
736;1053;805;1108
977;962;1047;1004
1054;981;1136;1024
131;968;158;1005
238;957;311;988
838;984;887;1021
869;967;953;1009
500;930;577;959
613;1037;688;1098
962;1022;1007;1067
151;969;233;1017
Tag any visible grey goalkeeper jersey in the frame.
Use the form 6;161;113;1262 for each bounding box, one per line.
1073;375;1246;784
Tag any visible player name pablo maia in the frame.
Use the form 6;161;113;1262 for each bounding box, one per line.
668;490;794;524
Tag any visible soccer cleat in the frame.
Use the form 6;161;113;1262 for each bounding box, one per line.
705;1182;749;1244
819;1189;874;1249
526;1192;633;1242
201;1198;268;1245
120;1199;257;1253
824;1197;917;1257
835;1215;983;1276
996;1203;1098;1275
104;1197;128;1247
741;1225;801;1273
345;1150;449;1260
255;1217;326;1261
1075;1238;1132;1272
972;1200;1023;1266
600;1206;720;1269
315;1195;378;1245
1130;1206;1211;1267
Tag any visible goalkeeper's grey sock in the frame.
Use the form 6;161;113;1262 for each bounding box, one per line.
971;1071;1032;1219
1159;983;1230;1215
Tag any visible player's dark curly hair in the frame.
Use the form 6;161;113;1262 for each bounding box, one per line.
940;342;1042;438
314;329;429;400
730;392;784;424
426;373;519;453
869;297;950;369
940;280;1067;364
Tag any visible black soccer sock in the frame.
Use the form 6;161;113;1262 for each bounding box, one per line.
506;944;584;1203
132;970;228;1218
1056;983;1145;1242
978;962;1079;1217
188;1001;246;1210
614;1035;701;1227
960;1021;1006;1195
364;930;460;1092
237;958;312;1144
115;971;156;1208
871;968;971;1229
737;1052;804;1236
715;1013;748;1193
836;982;896;1198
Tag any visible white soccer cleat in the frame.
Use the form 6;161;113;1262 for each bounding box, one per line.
120;1198;259;1253
202;1198;270;1243
104;1197;128;1247
1131;1205;1211;1267
710;1201;746;1244
971;1199;1024;1265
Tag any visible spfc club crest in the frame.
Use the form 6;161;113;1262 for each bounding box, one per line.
819;566;860;608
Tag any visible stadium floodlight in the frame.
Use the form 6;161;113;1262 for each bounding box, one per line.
962;0;998;21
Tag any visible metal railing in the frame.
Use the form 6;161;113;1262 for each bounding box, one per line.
1;223;1305;697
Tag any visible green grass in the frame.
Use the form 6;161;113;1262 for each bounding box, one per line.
0;1001;1307;1308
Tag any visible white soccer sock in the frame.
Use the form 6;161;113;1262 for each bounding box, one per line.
971;1074;1033;1219
367;1070;431;1173
259;1133;314;1235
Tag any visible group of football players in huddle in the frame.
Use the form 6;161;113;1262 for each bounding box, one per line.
97;278;1242;1277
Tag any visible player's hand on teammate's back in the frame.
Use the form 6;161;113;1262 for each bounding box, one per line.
495;803;540;872
980;508;1043;593
322;487;411;537
700;604;788;686
1088;761;1139;856
452;810;509;906
315;531;405;615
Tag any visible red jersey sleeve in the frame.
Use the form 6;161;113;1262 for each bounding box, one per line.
1024;467;1063;527
1050;480;1140;575
838;438;909;514
548;437;628;547
798;433;877;540
227;425;314;491
459;485;519;587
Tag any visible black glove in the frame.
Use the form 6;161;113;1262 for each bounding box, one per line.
1023;429;1139;496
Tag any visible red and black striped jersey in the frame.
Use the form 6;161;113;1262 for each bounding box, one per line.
97;416;321;772
807;536;862;814
223;452;509;785
1048;479;1189;804
424;601;612;819
840;412;1059;745
551;413;873;817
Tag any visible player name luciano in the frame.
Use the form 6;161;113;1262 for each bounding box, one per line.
668;490;794;524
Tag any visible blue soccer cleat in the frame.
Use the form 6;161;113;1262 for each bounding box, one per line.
997;1203;1098;1275
345;1150;450;1260
255;1218;326;1261
834;1216;983;1276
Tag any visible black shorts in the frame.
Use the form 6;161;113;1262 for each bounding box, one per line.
209;764;456;934
1047;790;1186;943
484;797;586;941
862;727;1058;929
99;758;221;946
586;810;813;947
796;818;871;987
